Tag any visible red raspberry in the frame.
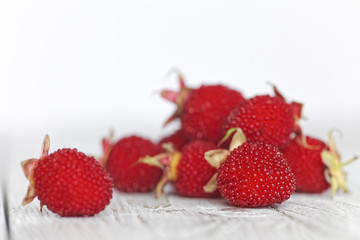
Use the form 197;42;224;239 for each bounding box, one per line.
102;135;162;192
204;128;295;207
21;135;113;217
174;141;220;198
162;72;245;143
139;140;220;198
282;133;356;196
283;136;329;193
222;95;297;148
217;142;295;207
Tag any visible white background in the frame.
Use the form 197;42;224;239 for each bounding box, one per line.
1;0;360;188
1;2;360;240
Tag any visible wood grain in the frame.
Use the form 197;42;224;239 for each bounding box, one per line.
7;189;360;240
5;136;360;240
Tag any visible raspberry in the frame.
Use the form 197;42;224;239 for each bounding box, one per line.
222;95;296;148
283;133;357;196
21;135;113;217
139;140;220;198
283;136;329;193
174;141;220;198
162;72;245;143
217;142;295;207
103;135;162;192
204;128;295;207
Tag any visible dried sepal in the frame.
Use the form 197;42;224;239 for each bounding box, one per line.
203;173;218;193
41;134;50;158
290;101;304;122
165;67;186;89
21;135;51;206
218;127;247;151
161;90;179;103
203;128;247;193
21;158;38;205
22;184;37;206
269;83;304;134
295;133;319;150
99;130;114;167
21;158;37;179
168;152;181;181
137;154;169;169
155;174;169;199
271;84;285;101
161;70;193;126
321;131;357;197
229;128;247;151
204;149;229;169
161;142;175;154
138;144;182;198
218;127;237;146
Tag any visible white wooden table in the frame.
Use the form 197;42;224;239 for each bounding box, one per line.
1;135;360;240
3;189;360;240
2;0;360;238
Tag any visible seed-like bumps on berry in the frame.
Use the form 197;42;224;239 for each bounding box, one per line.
161;73;246;143
222;95;295;148
105;135;162;192
283;136;330;193
175;140;220;198
181;85;245;142
21;135;113;217
217;142;296;207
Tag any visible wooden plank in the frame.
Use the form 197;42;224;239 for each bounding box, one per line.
8;190;360;240
0;132;11;240
6;135;360;240
0;187;6;240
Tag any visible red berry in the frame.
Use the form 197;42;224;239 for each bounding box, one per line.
222;95;296;148
105;135;162;192
217;142;295;207
162;73;245;143
22;135;113;217
283;136;330;193
283;133;357;196
139;140;220;198
182;85;245;142
174;140;220;198
158;129;189;150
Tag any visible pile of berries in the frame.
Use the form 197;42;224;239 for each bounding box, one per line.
21;72;356;217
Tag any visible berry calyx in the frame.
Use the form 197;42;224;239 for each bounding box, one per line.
21;135;113;217
272;85;303;135
319;131;356;196
140;141;220;198
203;128;247;192
283;131;357;196
21;135;51;206
101;133;163;192
138;143;182;198
161;71;193;126
222;87;301;148
161;70;246;143
283;135;329;193
204;128;296;207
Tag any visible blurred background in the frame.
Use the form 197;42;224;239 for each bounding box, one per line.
1;0;360;197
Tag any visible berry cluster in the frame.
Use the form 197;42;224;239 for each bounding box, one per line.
21;71;356;216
